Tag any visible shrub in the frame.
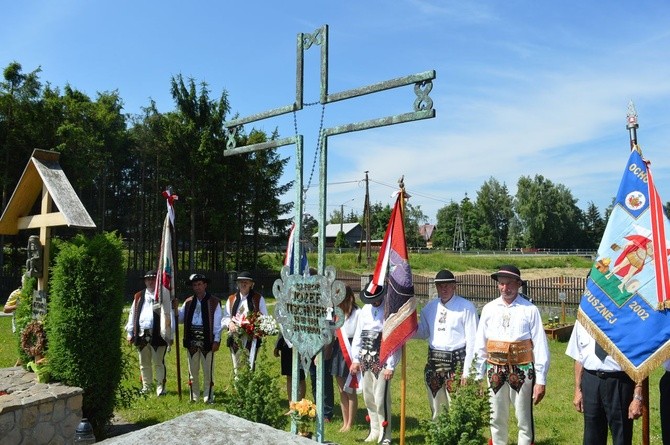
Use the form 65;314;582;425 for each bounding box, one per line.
424;362;491;445
45;232;125;439
334;231;348;248
14;276;36;365
222;344;287;430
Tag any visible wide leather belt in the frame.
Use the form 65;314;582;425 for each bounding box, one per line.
189;326;205;350
428;346;466;373
486;339;533;365
136;329;152;348
429;346;465;363
361;330;381;352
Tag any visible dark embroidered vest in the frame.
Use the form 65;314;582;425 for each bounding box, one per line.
182;293;221;352
226;291;262;349
131;291;167;348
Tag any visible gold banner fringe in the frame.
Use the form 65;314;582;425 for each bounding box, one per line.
577;309;670;383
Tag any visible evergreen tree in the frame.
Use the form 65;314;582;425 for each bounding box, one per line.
166;74;229;271
0;62;43;208
46;232;125;439
583;201;605;249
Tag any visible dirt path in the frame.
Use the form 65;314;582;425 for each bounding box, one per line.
461;267;590;280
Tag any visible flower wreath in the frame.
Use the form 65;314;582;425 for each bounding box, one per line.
21;320;46;358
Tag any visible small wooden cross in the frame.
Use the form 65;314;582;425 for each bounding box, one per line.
0;149;95;306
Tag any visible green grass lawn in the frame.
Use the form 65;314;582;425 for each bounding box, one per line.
0;308;665;444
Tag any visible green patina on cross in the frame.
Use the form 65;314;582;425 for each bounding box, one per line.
224;24;435;275
223;24;435;441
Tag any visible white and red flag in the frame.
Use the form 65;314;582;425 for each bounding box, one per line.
364;190;418;365
284;221;308;275
156;189;177;343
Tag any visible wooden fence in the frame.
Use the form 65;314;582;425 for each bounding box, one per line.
123;269;586;309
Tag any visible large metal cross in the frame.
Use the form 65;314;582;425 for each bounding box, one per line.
223;24;435;441
224;24;435;273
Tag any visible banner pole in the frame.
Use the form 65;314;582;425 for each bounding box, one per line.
172;219;182;402
627;101;649;445
398;176;407;445
399;344;407;445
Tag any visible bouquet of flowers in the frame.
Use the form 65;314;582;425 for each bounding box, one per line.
288;398;317;436
256;314;279;337
233;312;278;339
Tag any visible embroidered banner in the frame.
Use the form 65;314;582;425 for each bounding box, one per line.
578;147;670;381
364;190;418;365
156;189;177;343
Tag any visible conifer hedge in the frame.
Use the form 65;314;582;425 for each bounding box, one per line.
45;232;125;439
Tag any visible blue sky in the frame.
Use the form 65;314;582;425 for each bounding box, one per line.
3;1;670;225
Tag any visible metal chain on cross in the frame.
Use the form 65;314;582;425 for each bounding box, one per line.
293;101;326;207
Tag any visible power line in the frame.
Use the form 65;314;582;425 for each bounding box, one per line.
368;179;452;204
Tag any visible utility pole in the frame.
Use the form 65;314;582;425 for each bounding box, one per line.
358;171;372;266
337;198;354;248
453;214;466;252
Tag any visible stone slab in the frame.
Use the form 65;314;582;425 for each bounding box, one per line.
97;409;316;445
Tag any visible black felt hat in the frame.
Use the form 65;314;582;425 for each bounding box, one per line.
143;270;157;279
236;271;254;282
188;273;209;284
434;269;458;283
490;265;523;283
360;281;385;304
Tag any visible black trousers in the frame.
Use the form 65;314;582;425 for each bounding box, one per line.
581;369;634;445
660;371;670;445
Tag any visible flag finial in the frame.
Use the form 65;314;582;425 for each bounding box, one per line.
626;100;639;151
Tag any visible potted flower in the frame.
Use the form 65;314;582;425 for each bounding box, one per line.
288;398;316;438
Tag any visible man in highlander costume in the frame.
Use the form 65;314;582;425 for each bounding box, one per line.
414;269;478;420
474;265;550;445
350;287;399;445
125;270;174;396
178;273;222;403
222;271;268;374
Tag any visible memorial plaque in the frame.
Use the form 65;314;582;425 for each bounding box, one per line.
274;265;345;370
32;290;47;320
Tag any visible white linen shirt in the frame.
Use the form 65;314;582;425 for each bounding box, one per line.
351;303;400;371
565;320;623;372
341;307;360;338
473;294;550;385
126;289;177;340
415;294;479;376
124;290;157;335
